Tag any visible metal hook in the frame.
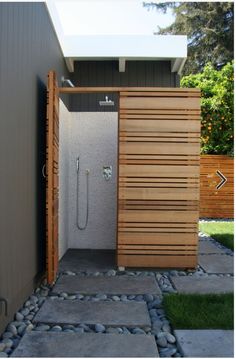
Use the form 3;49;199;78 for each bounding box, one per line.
42;164;46;178
0;297;8;316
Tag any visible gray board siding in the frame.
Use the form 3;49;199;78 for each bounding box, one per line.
0;2;68;334
70;60;180;112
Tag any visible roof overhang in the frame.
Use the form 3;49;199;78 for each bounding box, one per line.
46;2;187;75
62;35;187;74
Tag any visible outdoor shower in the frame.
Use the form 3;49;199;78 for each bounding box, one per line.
99;96;114;106
76;157;90;230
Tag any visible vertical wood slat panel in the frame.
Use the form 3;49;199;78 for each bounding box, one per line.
200;155;234;218
118;89;201;269
46;70;59;284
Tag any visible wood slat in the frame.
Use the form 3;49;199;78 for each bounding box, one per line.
119;210;198;223
120;142;200;155
118;232;198;245
119;164;200;178
117;255;197;268
119;187;199;201
58;87;201;94
120;119;200;132
120;97;201;110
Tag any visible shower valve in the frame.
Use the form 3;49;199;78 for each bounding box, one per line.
103;166;112;181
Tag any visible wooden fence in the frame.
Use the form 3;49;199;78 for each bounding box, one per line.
118;89;201;269
200;155;234;218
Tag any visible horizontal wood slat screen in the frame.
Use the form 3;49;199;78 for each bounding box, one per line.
118;89;201;269
200;155;234;218
46;71;59;284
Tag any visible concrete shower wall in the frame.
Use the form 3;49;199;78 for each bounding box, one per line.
59;112;118;249
59;100;70;259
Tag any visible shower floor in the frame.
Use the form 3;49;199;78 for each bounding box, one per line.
59;249;116;273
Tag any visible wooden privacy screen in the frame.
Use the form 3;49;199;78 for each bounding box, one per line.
46;71;59;284
200;155;234;218
118;89;201;268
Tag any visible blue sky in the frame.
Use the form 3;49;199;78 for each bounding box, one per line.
54;0;175;35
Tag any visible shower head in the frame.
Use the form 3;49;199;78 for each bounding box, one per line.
61;76;75;88
99;96;114;106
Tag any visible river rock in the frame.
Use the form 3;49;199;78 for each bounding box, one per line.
20;308;30;317
156;335;168;348
107;270;116;276
144;294;154;302
2;333;13;340
50;326;62;332
10;321;21;328
165;332;176;344
132;328;145;334
160;347;177;357
17;324;27;336
35;325;50;331
30;295;38;304
95;324;105;333
0;343;6;352
8;324;17;336
112;296;120;301
135;295;143;301
24;300;31;308
151;299;162;309
95;294;107;300
25;324;34;333
0;352;8;357
2;339;13;349
15;312;24;321
78;324;90;331
162;323;171;332
122;327;131;334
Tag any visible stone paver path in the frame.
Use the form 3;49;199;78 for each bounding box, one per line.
198;240;226;254
53;275;161;295
174;329;234;357
11;332;159;357
171;276;234;294
33;300;151;327
198;254;233;274
5;232;234;358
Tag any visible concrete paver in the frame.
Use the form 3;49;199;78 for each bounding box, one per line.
11;332;159;357
53;275;161;295
171;276;233;294
174;329;234;357
198;240;226;254
199;254;233;274
33;299;151;327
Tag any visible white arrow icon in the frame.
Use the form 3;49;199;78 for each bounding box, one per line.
216;170;227;190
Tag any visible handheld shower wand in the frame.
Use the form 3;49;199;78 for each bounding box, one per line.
76;157;89;230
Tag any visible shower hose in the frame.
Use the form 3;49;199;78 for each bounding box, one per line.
76;168;89;230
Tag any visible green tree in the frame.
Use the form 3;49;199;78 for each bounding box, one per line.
180;62;233;155
143;2;234;75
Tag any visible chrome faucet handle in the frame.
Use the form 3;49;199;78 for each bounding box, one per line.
103;166;112;181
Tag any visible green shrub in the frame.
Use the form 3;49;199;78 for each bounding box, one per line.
181;62;234;155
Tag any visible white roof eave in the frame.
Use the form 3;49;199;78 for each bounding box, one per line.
46;1;187;75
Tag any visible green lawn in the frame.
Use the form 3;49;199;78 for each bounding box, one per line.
163;293;234;329
199;222;234;251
